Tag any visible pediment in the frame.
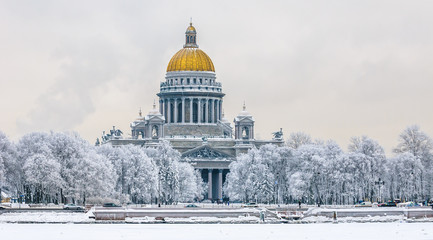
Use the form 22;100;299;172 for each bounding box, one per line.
132;121;146;127
235;116;254;123
146;115;165;122
182;145;231;159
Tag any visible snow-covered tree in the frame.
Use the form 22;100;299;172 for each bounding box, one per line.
122;145;157;203
287;132;312;149
23;153;63;203
0;131;16;201
394;125;433;164
393;125;433;200
144;140;200;204
224;153;252;202
178;162;203;202
348;136;386;202
287;143;328;205
225;145;292;203
13;131;116;204
386;153;423;201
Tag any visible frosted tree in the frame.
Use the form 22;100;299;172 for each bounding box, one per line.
386;153;423;201
285;140;345;205
224;153;252;202
178;162;203;202
23;153;63;203
287;132;312;149
98;141;200;204
146;141;181;204
14;131;116;204
96;145;128;200
348;136;386;202
0;131;16;201
288;143;327;205
15;132;53;201
0;132;8;185
257;144;292;203
122;145;157;203
394;125;433;163
225;145;292;203
48;132;116;204
393;125;433;200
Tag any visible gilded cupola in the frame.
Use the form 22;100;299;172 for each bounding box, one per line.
166;22;215;72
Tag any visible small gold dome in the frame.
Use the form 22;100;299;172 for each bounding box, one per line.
167;47;215;72
186;25;196;32
167;22;215;72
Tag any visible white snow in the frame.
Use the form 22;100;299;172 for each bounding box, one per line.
1;223;433;240
0;212;94;223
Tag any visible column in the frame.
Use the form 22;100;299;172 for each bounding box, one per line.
189;98;193;123
164;99;167;123
218;169;223;200
181;98;185;123
174;99;178;123
208;169;213;200
210;99;214;123
197;99;201;123
205;98;209;123
167;99;171;123
219;101;222;120
159;100;163;115
214;100;219;122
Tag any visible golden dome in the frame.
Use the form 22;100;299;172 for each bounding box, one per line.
167;48;215;72
166;23;215;72
186;25;196;32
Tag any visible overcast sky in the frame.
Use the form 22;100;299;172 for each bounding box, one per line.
1;0;432;154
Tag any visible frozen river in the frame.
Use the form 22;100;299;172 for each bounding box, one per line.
1;223;432;240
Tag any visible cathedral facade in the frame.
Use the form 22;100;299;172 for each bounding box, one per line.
102;23;284;201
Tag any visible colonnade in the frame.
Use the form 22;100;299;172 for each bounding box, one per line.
160;97;222;124
207;169;224;201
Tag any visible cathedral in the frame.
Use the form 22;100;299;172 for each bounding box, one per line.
101;22;284;201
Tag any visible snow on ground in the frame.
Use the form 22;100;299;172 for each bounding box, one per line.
0;211;94;223
1;223;433;240
125;215;260;223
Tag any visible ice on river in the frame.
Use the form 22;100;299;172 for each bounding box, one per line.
1;223;433;240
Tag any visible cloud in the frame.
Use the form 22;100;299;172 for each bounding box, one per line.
0;0;432;153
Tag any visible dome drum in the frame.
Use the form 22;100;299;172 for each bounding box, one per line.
160;71;222;95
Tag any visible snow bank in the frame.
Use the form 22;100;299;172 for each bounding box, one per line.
0;212;94;223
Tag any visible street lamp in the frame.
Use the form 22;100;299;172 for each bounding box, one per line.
375;178;385;203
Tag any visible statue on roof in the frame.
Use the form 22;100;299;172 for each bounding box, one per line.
272;128;284;140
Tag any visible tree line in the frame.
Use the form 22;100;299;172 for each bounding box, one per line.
1;125;432;205
0;131;203;205
224;125;433;205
